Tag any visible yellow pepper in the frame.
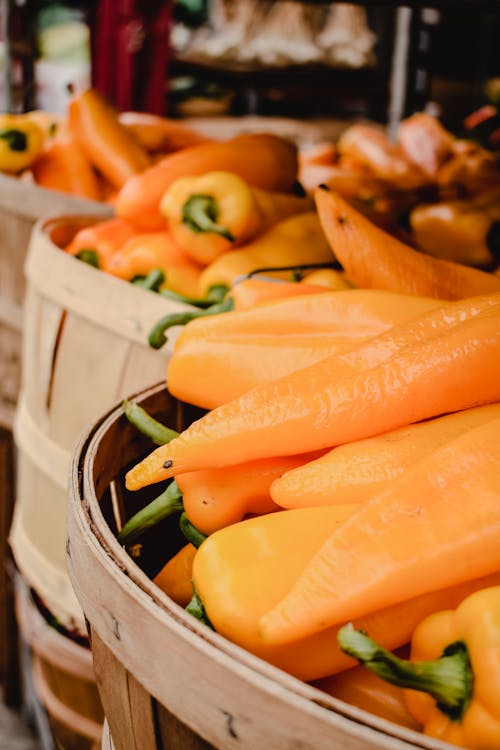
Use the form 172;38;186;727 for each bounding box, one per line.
410;197;500;269
191;505;500;683
160;170;313;266
196;211;336;297
0;113;45;173
338;585;500;749
300;267;354;291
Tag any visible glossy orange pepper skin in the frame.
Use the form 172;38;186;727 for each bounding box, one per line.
160;170;313;266
176;452;323;535
68;88;151;189
105;232;203;297
404;586;500;748
192;505;500;682
32;137;103;201
410;199;500;268
64;218;137;268
314;666;420;731
115;133;299;232
153;544;196;608
118;111;212;153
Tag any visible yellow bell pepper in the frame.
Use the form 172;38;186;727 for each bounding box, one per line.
0;113;45;173
160;170;313;266
338;585;500;749
196;211;336;297
192;505;500;683
410;198;500;269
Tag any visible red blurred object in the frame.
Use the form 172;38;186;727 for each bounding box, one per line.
91;0;172;114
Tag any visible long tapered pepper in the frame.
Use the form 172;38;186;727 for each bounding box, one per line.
115;133;299;231
259;414;500;644
32;136;103;201
315;185;500;299
125;296;500;490
160;170;313;265
148;274;340;349
191;505;500;682
271;402;500;508
338;585;500;748
67;88;151;189
119;451;322;542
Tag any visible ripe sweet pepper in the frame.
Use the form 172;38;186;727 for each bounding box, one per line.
160;170;313;265
338;585;500;749
0;113;45;173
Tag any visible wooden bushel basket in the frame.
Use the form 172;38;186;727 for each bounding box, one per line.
10;216;195;633
67;383;450;750
15;575;104;750
0;174;111;429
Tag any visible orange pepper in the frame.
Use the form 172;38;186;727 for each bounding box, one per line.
153;543;196;607
105;232;203;297
64;217;137;268
315;186;500;299
260;413;500;645
338;585;500;748
67;88;151;189
313;666;420;731
115;133;299;231
32;136;102;201
117;111;213;153
191;505;500;682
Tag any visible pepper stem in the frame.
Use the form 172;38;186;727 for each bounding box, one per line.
179;512;207;548
182;194;235;241
337;624;473;721
160;283;228;309
185;589;214;628
76;249;100;268
148;298;234;349
0;128;28;152
122;400;178;445
117;481;184;545
131;268;165;291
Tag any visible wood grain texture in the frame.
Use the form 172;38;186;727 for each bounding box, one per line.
11;216;187;632
0;175;111;429
66;383;450;750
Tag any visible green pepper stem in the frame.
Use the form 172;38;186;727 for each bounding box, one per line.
179;512;207;548
122;400;178;445
0;128;28;152
337;624;473;721
76;249;100;268
117;481;184;545
185;589;214;628
148;298;234;349
182;194;235;241
160;283;229;309
131;268;165;291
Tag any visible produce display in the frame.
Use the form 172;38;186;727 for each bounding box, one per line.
7;85;500;748
100;164;500;748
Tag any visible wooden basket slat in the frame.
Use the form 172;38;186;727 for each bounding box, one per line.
91;632;158;750
12;215;191;631
0;175;112;429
